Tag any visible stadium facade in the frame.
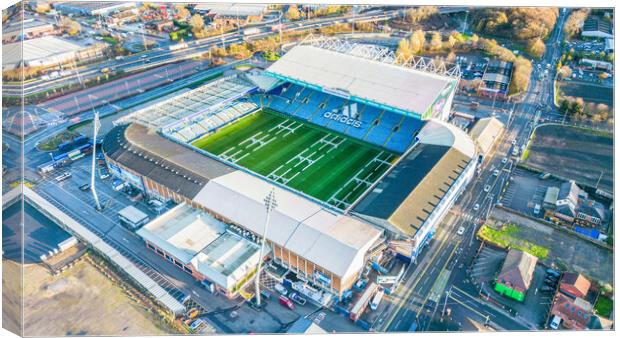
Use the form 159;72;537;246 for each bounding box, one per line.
103;37;476;299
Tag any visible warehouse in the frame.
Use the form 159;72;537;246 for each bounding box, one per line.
136;203;263;298
2;36;107;70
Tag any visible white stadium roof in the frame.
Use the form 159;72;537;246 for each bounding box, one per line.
266;44;457;116
193;170;383;279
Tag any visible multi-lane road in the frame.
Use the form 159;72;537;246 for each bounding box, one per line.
376;8;570;333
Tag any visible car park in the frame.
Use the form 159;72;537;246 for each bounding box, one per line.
274;283;288;296
289;292;307;306
278;295;295;310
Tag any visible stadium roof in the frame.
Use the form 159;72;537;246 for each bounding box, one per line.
116;75;257;131
102;124;234;198
136;203;227;264
266;44;457;117
103;123;383;279
193;170;383;279
353;119;475;237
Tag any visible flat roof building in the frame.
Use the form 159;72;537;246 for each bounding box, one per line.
479;60;513;98
581;17;613;39
3;36;107;70
468;117;505;158
137;203;263;298
53;2;136;16
118;205;149;230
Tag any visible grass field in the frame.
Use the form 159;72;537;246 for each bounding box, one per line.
192;110;398;209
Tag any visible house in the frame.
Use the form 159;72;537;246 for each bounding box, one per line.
553;180;585;223
550;293;593;330
494;249;538;302
543;186;560;211
575;199;607;228
581;17;613;39
559;272;591;299
147;19;175;32
478;60;514;98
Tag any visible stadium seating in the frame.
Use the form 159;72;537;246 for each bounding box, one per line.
248;84;425;153
167;101;259;143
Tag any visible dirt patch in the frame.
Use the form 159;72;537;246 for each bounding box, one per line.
523;124;613;192
19;257;175;336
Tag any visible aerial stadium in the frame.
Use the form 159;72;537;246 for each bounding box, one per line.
104;36;476;300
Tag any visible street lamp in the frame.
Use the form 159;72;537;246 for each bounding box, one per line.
254;188;277;306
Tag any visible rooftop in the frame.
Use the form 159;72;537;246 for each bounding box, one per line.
118;205;149;224
191;232;261;280
354;119;475;237
582;17;613;35
136;203;227;264
468;117;505;155
3;36;86;68
497;249;538;293
266;43;457;117
194;3;268;17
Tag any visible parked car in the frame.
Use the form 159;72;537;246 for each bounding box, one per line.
457;226;465;236
546;269;561;278
493;170;500;176
550;315;562;329
501;157;508;164
274;284;288;296
540;286;555;292
473;204;480;211
79;183;90;191
278;295;295;310
289;292;307;306
260;289;272;300
545;278;558;286
484;185;491;192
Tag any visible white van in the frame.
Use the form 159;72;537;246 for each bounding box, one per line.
534;204;541;215
550;315;561;329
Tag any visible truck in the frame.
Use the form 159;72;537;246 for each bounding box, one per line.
168;42;188;51
242;27;260;36
349;282;378;321
369;288;384;311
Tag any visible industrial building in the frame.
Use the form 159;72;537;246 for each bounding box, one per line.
136;203;263;298
3;36;107;70
468;116;505;158
2;17;57;42
53;1;136;16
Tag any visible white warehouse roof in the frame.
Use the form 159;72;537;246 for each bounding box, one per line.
3;36;86;70
192;170;383;280
266;45;456;115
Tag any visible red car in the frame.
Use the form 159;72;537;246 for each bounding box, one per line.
278;295;295;310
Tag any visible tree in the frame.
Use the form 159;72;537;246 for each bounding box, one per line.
285;5;301;21
527;38;546;59
564;9;590;39
409;30;425;54
558;65;572;79
395;39;413;62
429;32;442;51
60;17;81;36
559;98;570;114
189;14;205;32
405;6;438;24
174;4;190;21
571;97;585;115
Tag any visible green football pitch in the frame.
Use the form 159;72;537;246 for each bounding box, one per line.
192;109;398;209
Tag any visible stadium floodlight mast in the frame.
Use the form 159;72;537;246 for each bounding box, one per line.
90;111;102;211
255;188;278;306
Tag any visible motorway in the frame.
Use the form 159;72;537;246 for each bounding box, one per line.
3;9;403;97
376;8;570;333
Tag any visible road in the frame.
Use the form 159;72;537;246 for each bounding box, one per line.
376;8;570;332
3;9;403;97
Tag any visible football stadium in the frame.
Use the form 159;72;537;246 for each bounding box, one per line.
104;37;475;299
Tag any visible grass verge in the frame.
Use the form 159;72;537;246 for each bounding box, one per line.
478;224;549;259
